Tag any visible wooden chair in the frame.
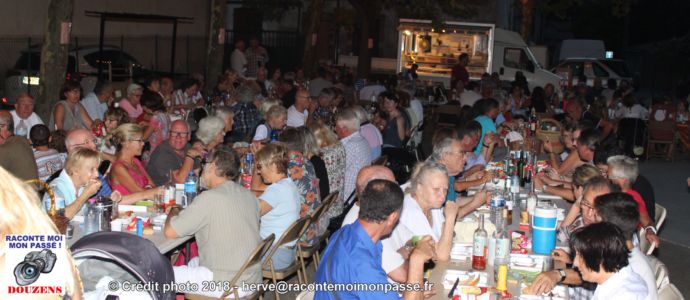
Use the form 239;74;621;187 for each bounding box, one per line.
185;234;275;300
298;192;339;273
371;155;388;166
647;103;677;161
262;216;311;300
655;203;667;230
434;104;463;128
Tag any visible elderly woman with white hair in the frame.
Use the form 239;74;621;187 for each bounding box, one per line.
195;116;226;152
397;161;459;261
350;105;382;160
119;83;144;119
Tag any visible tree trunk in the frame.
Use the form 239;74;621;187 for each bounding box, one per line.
350;0;375;79
302;0;325;78
204;0;227;96
37;0;74;123
520;0;534;41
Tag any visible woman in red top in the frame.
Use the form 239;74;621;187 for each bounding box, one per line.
110;123;156;195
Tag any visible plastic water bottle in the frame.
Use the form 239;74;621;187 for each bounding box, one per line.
270;130;279;142
15;120;28;138
490;193;506;227
184;171;198;205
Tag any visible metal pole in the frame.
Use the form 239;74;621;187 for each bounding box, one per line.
186;36;190;75
171;20;178;75
98;15;106;78
75;37;80;74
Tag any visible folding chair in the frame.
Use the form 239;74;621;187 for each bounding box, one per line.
262;217;311;300
298;192;338;273
185;234;275;300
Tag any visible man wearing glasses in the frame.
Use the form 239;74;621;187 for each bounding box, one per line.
0;110;38;181
147;120;203;185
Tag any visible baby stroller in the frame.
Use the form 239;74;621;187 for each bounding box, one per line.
71;232;175;300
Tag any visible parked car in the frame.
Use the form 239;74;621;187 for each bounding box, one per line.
551;58;634;87
4;45;149;104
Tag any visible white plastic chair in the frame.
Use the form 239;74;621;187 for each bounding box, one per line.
638;228;657;255
655;204;667;230
658;283;684;300
646;255;669;289
296;290;315;300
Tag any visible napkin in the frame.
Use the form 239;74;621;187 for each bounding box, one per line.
454;219;497;244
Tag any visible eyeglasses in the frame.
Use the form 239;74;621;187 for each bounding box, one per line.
129;139;144;143
580;199;594;211
170;131;190;137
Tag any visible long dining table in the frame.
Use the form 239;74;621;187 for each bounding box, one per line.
428;183;573;300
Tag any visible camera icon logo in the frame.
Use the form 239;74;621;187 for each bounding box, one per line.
14;249;57;286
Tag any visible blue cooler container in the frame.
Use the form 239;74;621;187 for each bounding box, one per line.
531;205;558;255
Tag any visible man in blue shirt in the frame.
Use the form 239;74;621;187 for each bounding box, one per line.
315;179;435;300
473;98;499;155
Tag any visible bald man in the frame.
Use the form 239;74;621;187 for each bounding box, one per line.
341;165;396;227
286;88;311;127
0;110;38;180
147;120;203;185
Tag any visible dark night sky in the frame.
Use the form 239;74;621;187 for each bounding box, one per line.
554;0;690;51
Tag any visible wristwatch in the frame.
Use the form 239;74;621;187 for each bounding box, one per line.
557;269;567;283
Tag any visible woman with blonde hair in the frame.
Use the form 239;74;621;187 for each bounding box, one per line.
110;124;156;195
307;121;346;209
42;148;102;219
0;167;83;299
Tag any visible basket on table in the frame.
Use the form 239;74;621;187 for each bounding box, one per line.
536;118;564;154
25;179;69;234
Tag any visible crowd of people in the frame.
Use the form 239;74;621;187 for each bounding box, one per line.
0;46;686;299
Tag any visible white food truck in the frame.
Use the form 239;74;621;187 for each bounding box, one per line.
395;19;562;89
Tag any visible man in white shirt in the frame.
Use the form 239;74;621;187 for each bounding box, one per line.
571;222;648;300
80;81;113;122
341;165;396;227
335;108;372;199
286;89;311;127
458;81;482;107
358;78;386;102
230;39;247;76
10;93;43;137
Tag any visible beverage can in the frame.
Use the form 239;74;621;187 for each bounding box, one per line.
240;173;252;189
